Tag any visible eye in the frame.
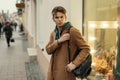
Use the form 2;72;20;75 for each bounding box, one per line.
60;16;63;18
55;16;63;19
55;17;59;19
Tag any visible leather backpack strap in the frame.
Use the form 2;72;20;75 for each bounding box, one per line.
67;27;71;63
67;41;71;63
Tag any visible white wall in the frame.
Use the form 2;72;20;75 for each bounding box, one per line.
25;0;33;37
70;0;83;32
31;0;37;47
36;0;44;47
25;0;28;33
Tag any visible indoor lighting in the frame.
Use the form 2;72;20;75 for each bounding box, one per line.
90;49;96;54
92;62;96;66
89;23;96;28
101;22;109;28
89;36;96;41
114;22;118;28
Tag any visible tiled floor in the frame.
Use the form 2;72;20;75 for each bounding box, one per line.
0;31;29;80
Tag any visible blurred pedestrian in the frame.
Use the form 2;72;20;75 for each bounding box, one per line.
20;23;24;32
0;22;3;38
3;22;13;47
14;22;17;31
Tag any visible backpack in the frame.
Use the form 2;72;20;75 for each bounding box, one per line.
67;27;92;79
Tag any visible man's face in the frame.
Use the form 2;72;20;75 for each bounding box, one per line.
53;12;66;27
7;23;10;26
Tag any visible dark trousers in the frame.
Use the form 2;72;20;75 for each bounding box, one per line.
5;36;11;46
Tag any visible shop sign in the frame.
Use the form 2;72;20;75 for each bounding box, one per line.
16;3;25;8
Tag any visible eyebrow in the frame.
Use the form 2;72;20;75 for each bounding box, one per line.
55;16;63;18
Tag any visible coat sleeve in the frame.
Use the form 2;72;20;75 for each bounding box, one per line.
71;27;91;67
45;32;60;55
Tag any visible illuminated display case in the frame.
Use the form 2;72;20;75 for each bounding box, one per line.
87;21;117;78
83;0;118;79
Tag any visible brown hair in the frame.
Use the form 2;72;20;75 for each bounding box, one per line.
52;6;66;16
5;22;10;25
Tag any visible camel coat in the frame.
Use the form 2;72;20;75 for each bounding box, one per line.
46;27;90;80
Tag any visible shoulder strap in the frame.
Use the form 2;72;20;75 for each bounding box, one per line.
68;41;71;63
67;27;71;63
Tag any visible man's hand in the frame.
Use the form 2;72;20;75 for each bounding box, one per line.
58;33;70;43
66;62;76;72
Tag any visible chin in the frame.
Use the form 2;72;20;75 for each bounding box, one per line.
58;24;64;27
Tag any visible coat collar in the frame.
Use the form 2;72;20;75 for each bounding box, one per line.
54;22;72;40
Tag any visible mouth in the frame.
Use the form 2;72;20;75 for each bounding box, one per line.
58;23;64;26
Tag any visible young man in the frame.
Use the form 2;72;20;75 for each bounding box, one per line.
46;6;90;80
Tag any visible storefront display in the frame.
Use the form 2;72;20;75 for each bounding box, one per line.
84;0;118;79
87;21;117;79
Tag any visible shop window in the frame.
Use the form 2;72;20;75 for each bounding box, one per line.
84;0;118;79
88;21;117;79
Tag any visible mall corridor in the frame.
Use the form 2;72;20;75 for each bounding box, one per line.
0;31;44;80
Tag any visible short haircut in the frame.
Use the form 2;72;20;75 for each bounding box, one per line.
52;6;66;16
5;22;10;25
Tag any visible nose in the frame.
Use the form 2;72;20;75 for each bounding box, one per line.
58;17;61;20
